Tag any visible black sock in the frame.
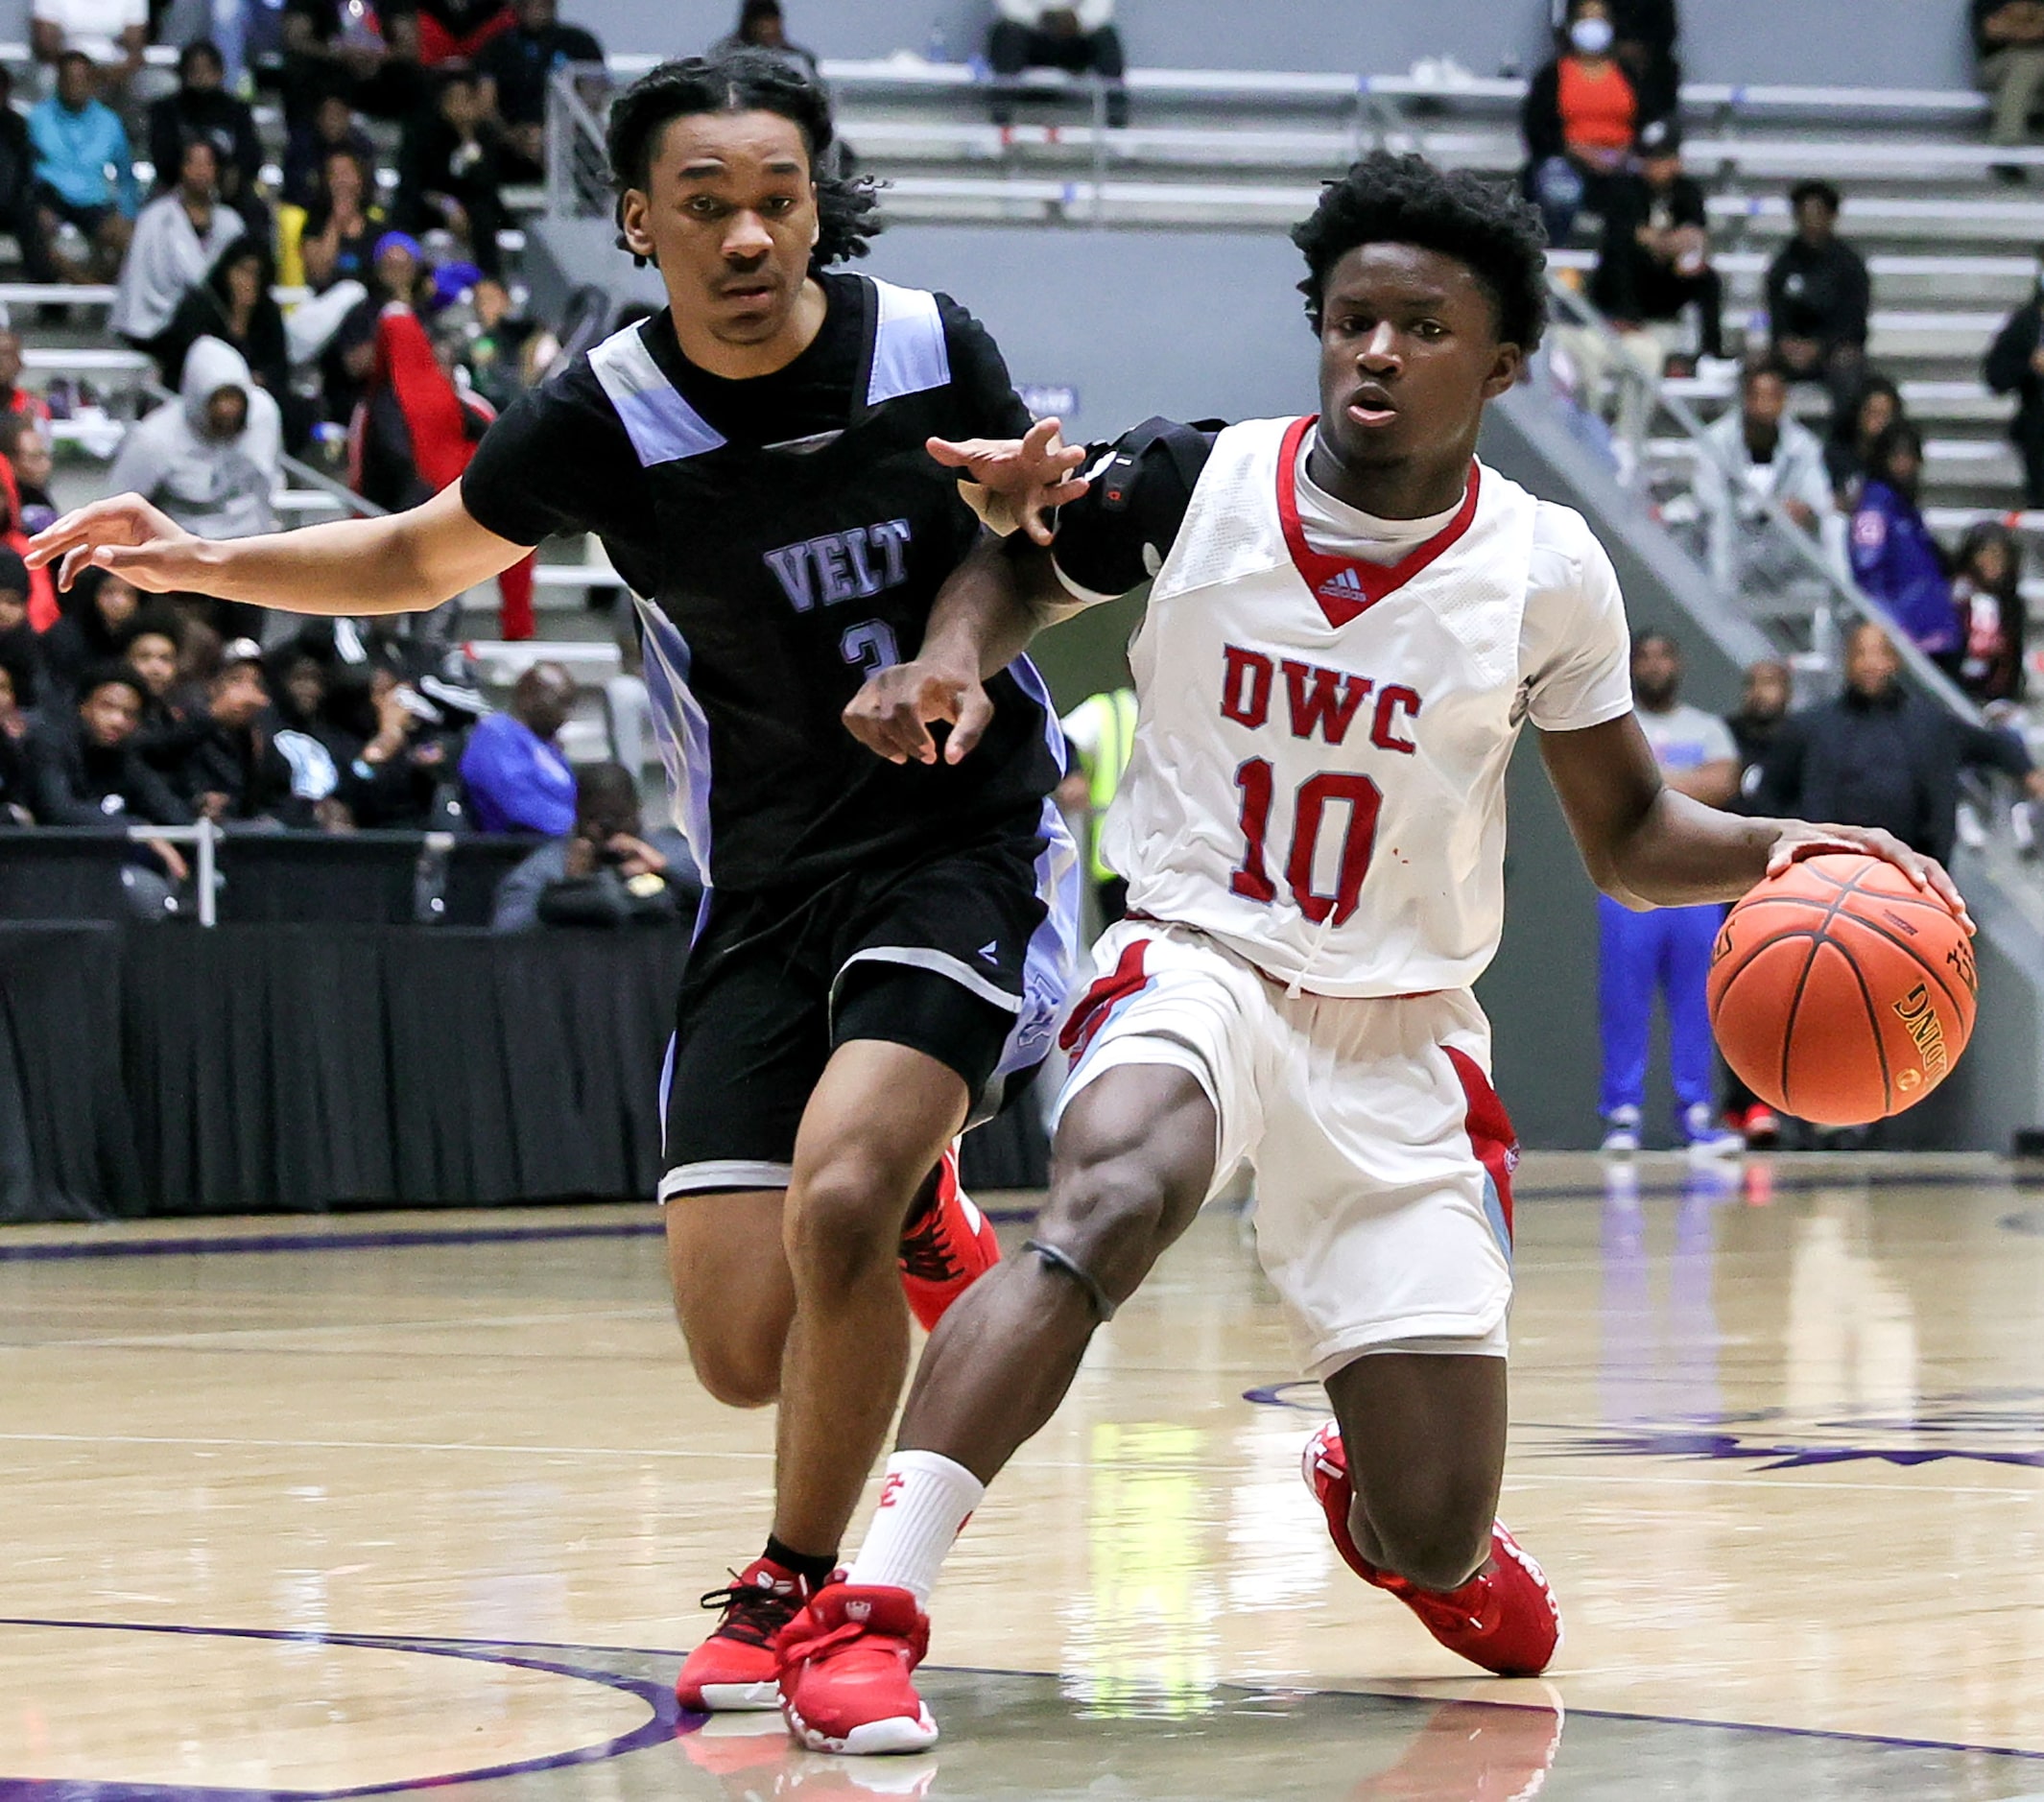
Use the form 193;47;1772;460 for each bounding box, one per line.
765;1534;838;1588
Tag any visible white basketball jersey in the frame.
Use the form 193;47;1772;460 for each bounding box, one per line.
1102;415;1622;998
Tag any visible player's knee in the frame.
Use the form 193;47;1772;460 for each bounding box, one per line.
682;1328;782;1410
1366;1494;1493;1594
785;1150;910;1293
1038;1156;1174;1298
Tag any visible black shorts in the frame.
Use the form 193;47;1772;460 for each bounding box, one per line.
657;818;1075;1200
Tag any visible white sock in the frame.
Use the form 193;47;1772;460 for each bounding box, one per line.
845;1450;985;1607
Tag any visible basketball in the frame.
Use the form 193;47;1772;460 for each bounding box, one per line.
1707;854;1978;1126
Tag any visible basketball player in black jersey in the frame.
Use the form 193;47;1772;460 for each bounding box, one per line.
29;49;1087;1712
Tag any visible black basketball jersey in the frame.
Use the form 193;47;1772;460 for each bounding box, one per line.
462;272;1063;892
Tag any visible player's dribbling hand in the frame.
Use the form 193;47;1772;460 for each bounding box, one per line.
927;417;1089;547
25;493;214;593
1766;820;1975;935
843;659;994;767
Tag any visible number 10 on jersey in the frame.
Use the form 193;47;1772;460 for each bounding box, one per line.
1231;759;1383;927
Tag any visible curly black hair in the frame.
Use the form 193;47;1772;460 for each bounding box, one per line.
605;47;879;273
1290;152;1549;351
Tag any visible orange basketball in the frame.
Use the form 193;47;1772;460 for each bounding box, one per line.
1707;853;1977;1126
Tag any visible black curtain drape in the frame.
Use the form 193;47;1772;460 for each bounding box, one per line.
0;923;1049;1222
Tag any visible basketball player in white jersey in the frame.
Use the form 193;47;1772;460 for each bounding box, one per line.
783;153;1966;1753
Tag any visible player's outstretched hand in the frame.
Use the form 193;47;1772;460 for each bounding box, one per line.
844;658;993;767
1766;820;1975;934
26;493;213;594
927;417;1088;547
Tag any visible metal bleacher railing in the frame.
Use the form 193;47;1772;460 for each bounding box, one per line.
1537;273;2044;914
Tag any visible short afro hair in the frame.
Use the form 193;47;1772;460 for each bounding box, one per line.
605;47;878;273
1291;152;1548;352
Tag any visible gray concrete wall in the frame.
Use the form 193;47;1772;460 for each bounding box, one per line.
542;0;1977;96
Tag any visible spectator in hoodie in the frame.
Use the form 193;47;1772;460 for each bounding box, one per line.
1950;521;2029;706
154;238;299;444
108;335;282;550
1759;619;2044;865
148;41;263;213
175;637;309;825
460;659;577;834
40;565;142;699
29;52;138;282
1848;422;1962;665
1765;179;1871;410
1695;363;1842;600
112;136;246;354
490;759;698;931
1984;262;2044;507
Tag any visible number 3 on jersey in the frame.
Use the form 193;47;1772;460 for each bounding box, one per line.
1231;759;1382;926
841;620;901;677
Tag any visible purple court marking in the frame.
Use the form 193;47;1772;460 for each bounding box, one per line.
7;1623;2043;1788
0;1618;688;1801
0;1206;1038;1265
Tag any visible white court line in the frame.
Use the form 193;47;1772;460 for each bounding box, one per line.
0;1305;673;1350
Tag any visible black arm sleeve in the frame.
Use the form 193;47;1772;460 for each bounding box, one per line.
459;361;651;551
1050;417;1221;600
936;293;1034;439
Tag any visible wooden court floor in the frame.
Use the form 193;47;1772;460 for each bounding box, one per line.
4;1151;2044;1798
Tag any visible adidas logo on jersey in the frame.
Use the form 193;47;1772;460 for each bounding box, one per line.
1316;567;1366;603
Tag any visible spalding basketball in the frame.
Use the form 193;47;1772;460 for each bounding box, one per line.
1707;853;1976;1126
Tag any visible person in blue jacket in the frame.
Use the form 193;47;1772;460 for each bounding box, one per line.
1848;421;1961;664
459;659;578;833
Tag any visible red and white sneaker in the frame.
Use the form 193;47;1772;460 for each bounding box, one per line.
1302;1422;1560;1678
776;1582;939;1755
897;1143;1000;1332
675;1557;814;1712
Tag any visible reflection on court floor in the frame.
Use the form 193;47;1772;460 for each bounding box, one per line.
3;1152;2042;1798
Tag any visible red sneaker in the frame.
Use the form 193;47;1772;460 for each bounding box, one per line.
676;1557;814;1712
897;1143;1000;1332
776;1582;939;1755
1302;1422;1560;1678
1741;1103;1781;1149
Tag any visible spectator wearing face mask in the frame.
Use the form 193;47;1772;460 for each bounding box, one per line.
1523;0;1638;247
110;137;246;356
1984;256;2044;508
1848;421;1962;666
1950;522;2029;705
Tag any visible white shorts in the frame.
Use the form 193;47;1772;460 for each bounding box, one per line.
1053;920;1518;1380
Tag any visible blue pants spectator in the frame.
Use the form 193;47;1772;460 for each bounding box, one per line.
1598;894;1721;1130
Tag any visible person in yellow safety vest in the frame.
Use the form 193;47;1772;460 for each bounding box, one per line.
1056;685;1138;924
